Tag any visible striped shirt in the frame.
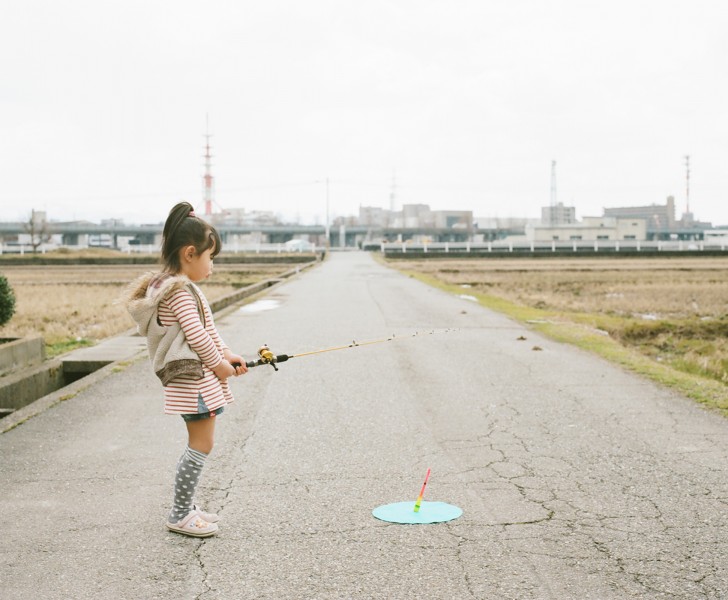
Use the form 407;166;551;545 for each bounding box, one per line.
148;274;233;414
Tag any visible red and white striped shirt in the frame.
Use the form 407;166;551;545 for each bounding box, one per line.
148;274;233;414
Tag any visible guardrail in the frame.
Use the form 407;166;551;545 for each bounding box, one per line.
123;243;320;255
378;240;728;255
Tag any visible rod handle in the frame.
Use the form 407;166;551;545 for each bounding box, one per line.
230;361;257;368
233;355;290;369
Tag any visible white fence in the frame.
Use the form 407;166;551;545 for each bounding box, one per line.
123;243;319;255
3;239;728;255
380;239;728;254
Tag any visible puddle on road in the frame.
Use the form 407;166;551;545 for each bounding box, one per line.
239;299;281;313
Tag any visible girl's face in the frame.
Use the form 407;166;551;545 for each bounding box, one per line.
180;244;215;281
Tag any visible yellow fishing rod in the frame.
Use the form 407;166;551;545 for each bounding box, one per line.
234;330;453;372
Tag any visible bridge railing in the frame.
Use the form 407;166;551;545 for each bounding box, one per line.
123;243;319;255
378;239;728;255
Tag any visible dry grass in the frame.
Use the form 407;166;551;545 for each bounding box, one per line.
0;262;299;355
389;256;728;414
412;257;728;319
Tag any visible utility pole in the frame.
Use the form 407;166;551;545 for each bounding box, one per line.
684;155;691;216
385;170;397;229
325;177;330;249
550;160;557;207
389;170;397;213
203;115;214;217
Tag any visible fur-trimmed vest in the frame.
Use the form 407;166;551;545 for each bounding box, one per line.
126;273;206;385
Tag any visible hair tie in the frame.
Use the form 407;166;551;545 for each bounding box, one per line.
189;210;196;218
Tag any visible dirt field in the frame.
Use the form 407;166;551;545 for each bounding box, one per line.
0;261;300;355
392;256;728;386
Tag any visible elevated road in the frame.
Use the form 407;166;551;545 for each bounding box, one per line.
0;221;327;236
0;220;498;246
1;252;727;598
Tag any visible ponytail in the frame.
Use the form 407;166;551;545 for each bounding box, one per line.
161;202;221;273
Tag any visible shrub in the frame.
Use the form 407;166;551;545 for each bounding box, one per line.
0;275;15;326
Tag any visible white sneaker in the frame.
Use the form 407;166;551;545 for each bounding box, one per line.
166;510;218;538
193;504;220;523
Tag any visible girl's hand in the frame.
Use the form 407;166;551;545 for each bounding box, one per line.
224;351;248;376
212;359;237;381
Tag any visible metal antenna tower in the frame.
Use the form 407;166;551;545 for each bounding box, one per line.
684;155;691;215
550;160;557;207
203;116;214;217
389;170;397;213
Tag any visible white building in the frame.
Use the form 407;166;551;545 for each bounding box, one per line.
541;202;577;226
531;216;647;242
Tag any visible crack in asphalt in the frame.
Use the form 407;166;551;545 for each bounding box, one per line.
193;538;213;600
422;393;728;598
446;526;478;599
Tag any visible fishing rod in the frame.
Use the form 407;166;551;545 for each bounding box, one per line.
233;329;454;372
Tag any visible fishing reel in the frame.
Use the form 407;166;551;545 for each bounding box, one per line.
238;345;290;371
256;345;278;371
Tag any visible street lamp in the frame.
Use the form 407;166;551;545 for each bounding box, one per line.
325;177;330;249
314;178;331;249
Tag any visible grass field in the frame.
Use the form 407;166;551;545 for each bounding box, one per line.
386;256;728;417
0;259;302;357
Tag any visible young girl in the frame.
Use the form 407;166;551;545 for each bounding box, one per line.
127;202;247;537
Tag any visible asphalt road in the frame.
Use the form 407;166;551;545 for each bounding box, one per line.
1;251;727;599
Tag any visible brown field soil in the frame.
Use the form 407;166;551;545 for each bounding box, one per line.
0;261;299;356
386;256;728;416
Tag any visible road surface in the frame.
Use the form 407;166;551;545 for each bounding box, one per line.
1;252;727;599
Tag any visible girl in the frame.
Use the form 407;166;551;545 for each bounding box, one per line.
127;202;247;537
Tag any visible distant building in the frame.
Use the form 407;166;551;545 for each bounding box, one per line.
354;203;473;244
603;196;711;240
473;217;535;242
531;216;647;242
357;204;473;231
704;229;728;245
541;202;576;226
432;210;473;230
210;208;279;227
395;204;433;228
604;196;676;229
205;207;290;246
358;206;390;228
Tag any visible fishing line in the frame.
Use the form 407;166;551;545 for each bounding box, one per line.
233;329;456;371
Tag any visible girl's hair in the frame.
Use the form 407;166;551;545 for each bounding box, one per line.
161;202;222;273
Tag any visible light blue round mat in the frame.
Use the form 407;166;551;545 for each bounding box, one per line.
372;501;463;524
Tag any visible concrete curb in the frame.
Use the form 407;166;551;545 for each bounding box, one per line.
0;358;137;433
0;336;45;374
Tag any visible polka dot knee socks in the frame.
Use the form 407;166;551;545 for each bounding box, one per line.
169;446;207;523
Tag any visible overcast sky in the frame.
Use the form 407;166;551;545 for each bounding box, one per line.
1;0;726;226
